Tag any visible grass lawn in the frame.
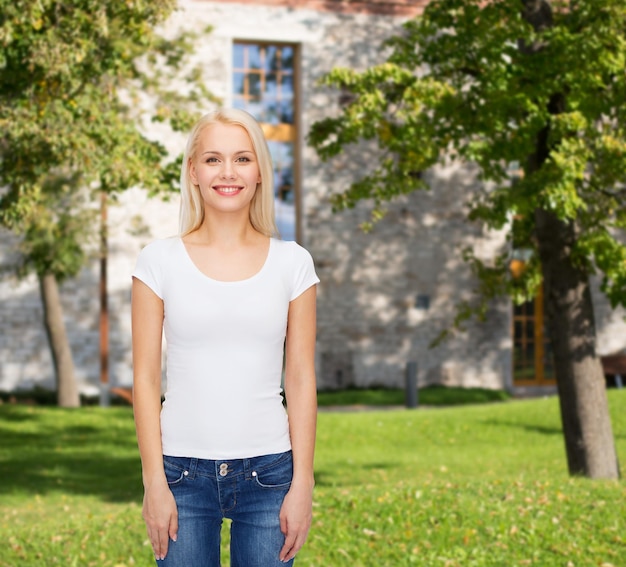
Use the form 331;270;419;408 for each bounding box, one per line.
0;390;625;566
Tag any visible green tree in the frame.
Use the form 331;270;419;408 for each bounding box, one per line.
0;0;215;407
309;0;626;478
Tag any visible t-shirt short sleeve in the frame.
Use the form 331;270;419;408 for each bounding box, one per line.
132;241;165;299
290;243;320;301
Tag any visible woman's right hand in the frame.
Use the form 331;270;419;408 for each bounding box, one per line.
142;481;178;561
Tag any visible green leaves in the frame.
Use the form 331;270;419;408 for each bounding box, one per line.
309;0;626;310
0;0;216;279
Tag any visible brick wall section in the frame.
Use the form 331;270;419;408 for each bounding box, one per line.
194;0;426;16
1;0;624;395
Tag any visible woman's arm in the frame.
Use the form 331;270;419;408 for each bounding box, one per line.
131;278;177;561
279;284;318;563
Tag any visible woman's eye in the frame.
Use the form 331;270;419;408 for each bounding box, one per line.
236;156;250;163
205;157;219;163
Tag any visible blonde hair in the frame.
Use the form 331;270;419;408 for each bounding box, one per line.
179;108;277;237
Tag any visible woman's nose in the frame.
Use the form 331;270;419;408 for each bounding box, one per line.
221;162;236;179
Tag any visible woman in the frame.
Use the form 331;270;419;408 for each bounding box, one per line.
131;108;318;566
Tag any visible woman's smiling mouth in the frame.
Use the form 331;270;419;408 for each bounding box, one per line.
213;185;243;195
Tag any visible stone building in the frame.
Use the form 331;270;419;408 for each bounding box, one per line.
1;0;624;398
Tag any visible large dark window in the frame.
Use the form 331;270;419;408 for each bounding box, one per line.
233;43;298;241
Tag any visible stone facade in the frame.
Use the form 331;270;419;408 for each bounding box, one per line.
1;0;624;396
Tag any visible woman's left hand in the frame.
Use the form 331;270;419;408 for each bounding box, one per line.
278;482;314;562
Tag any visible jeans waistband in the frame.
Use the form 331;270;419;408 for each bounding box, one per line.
163;450;292;481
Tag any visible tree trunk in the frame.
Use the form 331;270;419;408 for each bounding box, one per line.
38;272;80;408
534;210;620;479
529;108;620;479
521;0;619;480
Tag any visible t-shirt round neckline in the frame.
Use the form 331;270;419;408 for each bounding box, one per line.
177;236;274;285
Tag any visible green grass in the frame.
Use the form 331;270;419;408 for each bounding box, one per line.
1;391;625;566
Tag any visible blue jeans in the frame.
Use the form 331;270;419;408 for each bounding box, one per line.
157;451;294;567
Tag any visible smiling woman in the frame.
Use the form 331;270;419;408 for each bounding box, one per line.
130;108;320;566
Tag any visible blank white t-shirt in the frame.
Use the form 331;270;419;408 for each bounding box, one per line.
132;237;319;460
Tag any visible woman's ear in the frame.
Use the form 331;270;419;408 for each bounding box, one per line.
189;158;198;185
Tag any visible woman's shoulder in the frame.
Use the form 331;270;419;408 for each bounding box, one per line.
137;236;181;263
271;238;311;256
140;235;180;253
270;238;316;269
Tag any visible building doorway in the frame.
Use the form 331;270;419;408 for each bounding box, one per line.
512;285;555;386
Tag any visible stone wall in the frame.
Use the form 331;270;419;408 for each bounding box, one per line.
1;0;623;396
306;158;512;390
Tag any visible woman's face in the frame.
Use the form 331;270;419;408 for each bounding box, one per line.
189;122;261;217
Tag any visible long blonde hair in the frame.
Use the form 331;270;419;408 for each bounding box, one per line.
179;108;277;237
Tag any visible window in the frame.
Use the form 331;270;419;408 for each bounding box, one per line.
233;42;298;241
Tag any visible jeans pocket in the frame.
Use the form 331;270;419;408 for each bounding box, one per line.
163;456;189;487
252;452;293;489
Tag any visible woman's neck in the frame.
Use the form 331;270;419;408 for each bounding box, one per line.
188;212;264;248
